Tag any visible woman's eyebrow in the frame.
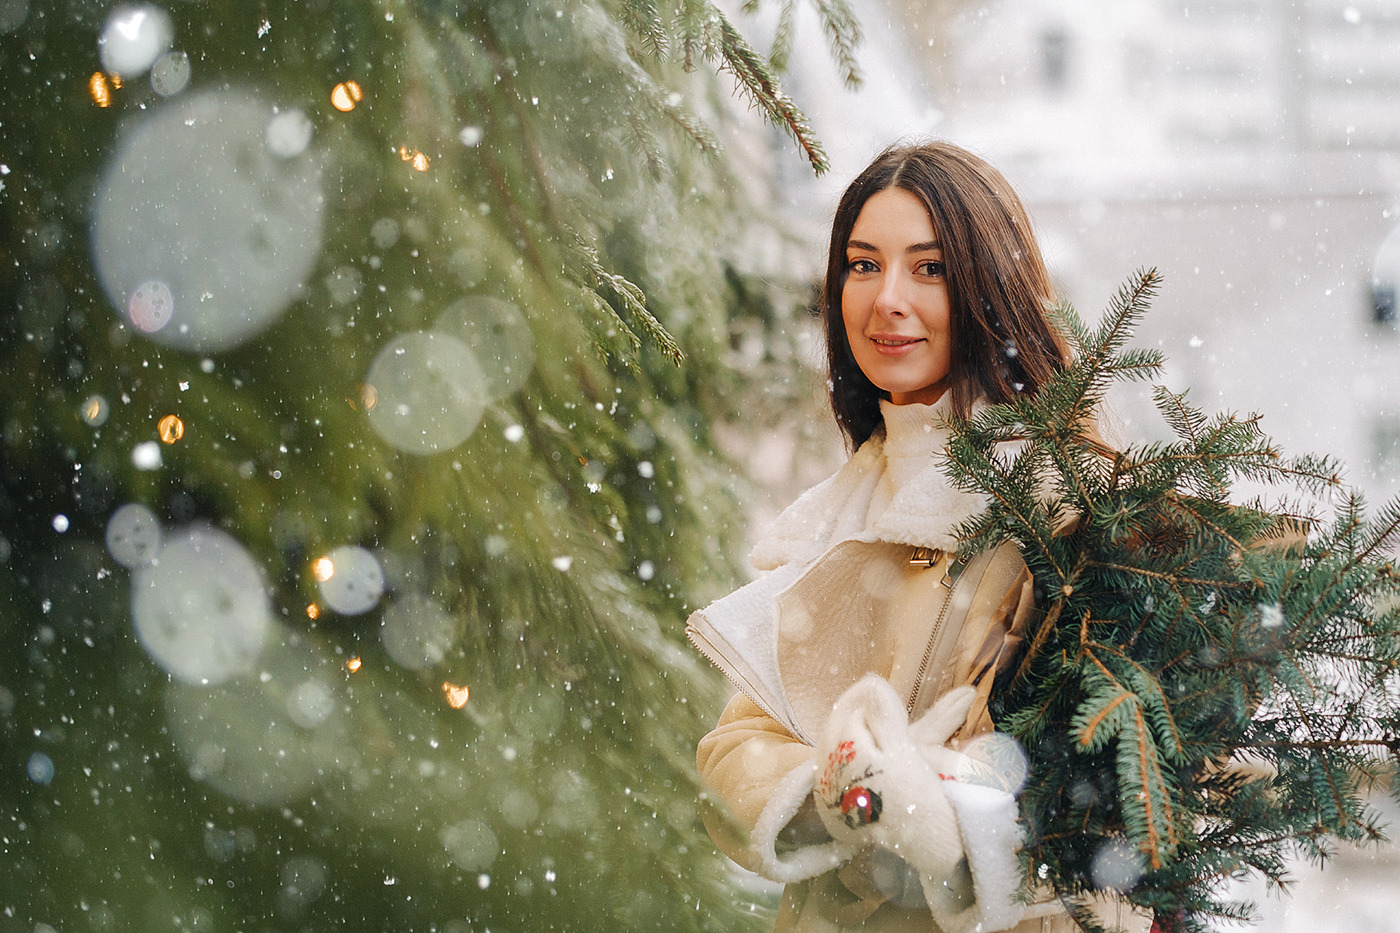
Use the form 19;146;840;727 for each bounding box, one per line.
844;239;942;253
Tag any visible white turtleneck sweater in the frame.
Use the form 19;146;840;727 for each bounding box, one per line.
867;399;953;530
747;394;988;574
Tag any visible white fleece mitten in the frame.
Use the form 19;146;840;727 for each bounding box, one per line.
916;702;1027;933
813;676;974;884
814;676;1028;933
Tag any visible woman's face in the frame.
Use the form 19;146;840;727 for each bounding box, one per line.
841;187;953;406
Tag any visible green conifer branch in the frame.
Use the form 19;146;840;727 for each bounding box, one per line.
811;0;864;88
713;16;831;173
620;0;671;56
1084;641;1188;760
766;0;799;72
949;270;1400;921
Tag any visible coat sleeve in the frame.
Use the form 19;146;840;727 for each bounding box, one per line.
696;691;857;882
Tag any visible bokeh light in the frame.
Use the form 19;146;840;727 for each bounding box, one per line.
370;217;400;249
105;502;162;569
324;265;363;306
0;0;29;35
443;681;470;708
397;146;430;171
149;50;190;96
278;855;329;918
26;752;54;785
1089;837;1147;892
439;819;498;872
131;524;270;684
364;330;487;454
379;592;460;670
330;80;363;111
956;731;1030;794
287;678;336;729
98;4;174;78
266;108;313;158
88;72;115;108
127;279;174;332
92;89;325;352
164;636;349;806
434;296;536;401
80;394;109;427
131;440;162;470
158;413;184;443
314;545;385;615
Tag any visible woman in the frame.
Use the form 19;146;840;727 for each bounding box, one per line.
688;142;1151;933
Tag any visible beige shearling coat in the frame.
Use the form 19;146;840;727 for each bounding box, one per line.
689;400;1151;933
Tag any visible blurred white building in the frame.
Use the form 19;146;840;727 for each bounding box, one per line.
934;1;1400;505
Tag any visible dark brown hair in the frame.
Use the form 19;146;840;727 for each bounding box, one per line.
822;141;1068;449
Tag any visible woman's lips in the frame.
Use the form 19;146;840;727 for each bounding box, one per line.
869;335;923;356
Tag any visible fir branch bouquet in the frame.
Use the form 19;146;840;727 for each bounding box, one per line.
946;269;1400;931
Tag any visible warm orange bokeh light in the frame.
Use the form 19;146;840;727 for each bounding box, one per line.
359;384;378;411
89;72;112;108
346;656;363;673
397;147;430;172
306;603;320;620
312;556;335;582
331;80;364;112
158;414;184;444
442;682;470;709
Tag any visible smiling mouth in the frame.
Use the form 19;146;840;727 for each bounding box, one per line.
871;337;922;346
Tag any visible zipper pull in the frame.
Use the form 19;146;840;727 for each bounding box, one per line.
942;553;968;589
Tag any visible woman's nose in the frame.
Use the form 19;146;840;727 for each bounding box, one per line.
873;273;908;316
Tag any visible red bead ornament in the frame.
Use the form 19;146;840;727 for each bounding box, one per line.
839;785;882;827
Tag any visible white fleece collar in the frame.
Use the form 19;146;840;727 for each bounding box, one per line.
749;398;988;571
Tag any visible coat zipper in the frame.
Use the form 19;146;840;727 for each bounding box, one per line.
906;550;958;718
685;624;809;744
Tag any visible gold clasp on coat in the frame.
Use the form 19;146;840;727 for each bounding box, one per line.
909;546;943;567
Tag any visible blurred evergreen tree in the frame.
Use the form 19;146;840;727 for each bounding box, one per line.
0;1;857;929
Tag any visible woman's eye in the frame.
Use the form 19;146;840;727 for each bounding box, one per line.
847;258;877;274
918;260;946;277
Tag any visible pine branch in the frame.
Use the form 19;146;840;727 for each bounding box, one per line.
714;15;830;173
765;0;798;73
677;0;709;71
1153;385;1208;447
562;231;684;365
811;0;863;88
1007;599;1075;695
620;0;670;57
1084;640;1187;760
951;269;1400;919
1086;561;1255;591
1290;504;1400;640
